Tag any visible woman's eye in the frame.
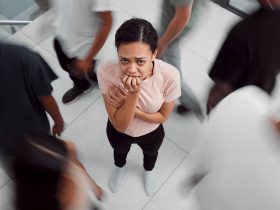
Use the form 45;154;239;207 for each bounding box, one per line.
120;59;128;64
137;60;145;65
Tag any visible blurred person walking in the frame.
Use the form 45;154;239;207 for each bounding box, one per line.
158;0;206;118
207;0;280;113
53;0;112;104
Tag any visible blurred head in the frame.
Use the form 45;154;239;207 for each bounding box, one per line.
115;18;158;80
10;131;68;210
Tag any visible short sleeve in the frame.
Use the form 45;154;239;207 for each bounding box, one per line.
164;70;181;102
91;0;112;12
97;63;112;94
26;52;58;97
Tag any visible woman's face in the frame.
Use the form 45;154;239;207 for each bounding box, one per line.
117;42;157;80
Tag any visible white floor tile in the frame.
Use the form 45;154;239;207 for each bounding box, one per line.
180;2;241;62
5;31;36;48
0;168;9;189
0;182;13;210
51;78;101;125
39;36;56;57
111;0;162;28
143;155;201;210
21;9;56;44
164;106;204;153
180;46;214;109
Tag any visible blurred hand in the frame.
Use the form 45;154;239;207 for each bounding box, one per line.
108;85;128;109
272;119;280;134
52;121;64;137
94;185;104;201
73;58;93;73
121;75;141;93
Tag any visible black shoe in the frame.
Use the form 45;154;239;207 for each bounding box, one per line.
62;84;92;104
176;105;189;114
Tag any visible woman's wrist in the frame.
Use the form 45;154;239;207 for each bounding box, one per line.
128;89;140;94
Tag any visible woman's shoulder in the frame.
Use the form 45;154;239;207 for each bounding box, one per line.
154;59;180;80
97;60;119;77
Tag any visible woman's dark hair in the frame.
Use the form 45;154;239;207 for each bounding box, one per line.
115;18;158;53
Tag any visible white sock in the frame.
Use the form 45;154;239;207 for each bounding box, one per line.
108;166;125;193
144;170;156;196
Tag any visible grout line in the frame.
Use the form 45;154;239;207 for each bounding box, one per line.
180;43;212;64
0;179;10;190
142;153;190;210
63;94;102;130
165;135;189;154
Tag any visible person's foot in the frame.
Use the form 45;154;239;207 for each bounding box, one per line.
108;166;125;193
143;170;156;196
62;84;92;104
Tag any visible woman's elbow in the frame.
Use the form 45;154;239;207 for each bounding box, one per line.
112;122;128;133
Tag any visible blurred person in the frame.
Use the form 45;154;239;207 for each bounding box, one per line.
182;86;280;210
206;0;280;114
0;42;64;143
2;131;104;210
158;0;206;117
53;0;112;104
97;18;181;196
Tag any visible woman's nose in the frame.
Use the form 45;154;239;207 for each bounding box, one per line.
127;63;138;74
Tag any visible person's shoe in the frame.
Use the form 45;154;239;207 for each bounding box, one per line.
176;105;189;114
62;84;91;104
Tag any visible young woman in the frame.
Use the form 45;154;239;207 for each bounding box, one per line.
97;18;181;196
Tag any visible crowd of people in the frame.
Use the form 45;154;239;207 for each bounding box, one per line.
1;0;280;209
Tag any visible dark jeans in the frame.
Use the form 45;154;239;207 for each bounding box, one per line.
106;120;165;171
53;38;96;90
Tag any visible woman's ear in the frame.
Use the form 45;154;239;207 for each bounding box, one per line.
152;49;158;61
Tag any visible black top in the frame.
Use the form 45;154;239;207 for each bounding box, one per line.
209;8;280;94
0;43;57;149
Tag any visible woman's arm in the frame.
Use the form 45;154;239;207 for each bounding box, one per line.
103;76;141;132
134;101;175;123
103;91;139;132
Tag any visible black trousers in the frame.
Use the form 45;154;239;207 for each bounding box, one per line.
106;120;165;171
53;38;95;90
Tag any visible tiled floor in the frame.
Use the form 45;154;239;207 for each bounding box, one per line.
0;1;249;209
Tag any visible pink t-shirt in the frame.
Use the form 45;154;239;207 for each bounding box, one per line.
97;59;181;137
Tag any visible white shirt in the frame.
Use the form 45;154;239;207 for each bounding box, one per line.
190;86;280;210
54;0;112;58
